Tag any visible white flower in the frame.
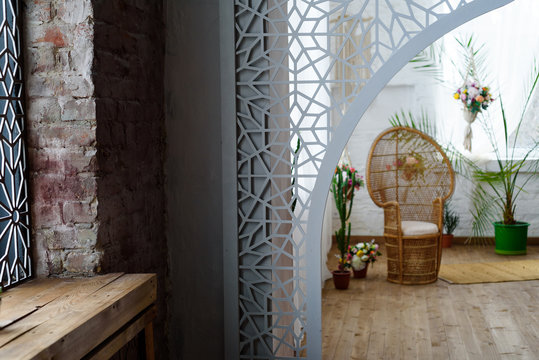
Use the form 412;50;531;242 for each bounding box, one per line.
361;255;369;262
468;86;479;98
405;156;418;165
351;255;363;270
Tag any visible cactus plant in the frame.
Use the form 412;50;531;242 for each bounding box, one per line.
331;164;364;270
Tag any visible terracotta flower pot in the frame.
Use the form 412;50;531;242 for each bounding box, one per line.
332;270;351;290
442;234;453;248
353;264;368;278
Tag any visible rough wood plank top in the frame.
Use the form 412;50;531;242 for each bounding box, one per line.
0;273;156;360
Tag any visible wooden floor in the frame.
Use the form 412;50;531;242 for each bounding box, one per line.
322;242;539;359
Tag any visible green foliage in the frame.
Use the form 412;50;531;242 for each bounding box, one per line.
453;35;490;86
409;41;445;81
471;62;539;235
443;202;460;235
408;36;539;243
389;110;478;180
389;110;437;138
410;35;489;89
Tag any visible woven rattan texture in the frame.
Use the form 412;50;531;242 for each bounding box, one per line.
367;127;455;284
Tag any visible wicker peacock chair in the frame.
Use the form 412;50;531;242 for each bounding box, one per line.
366;127;455;284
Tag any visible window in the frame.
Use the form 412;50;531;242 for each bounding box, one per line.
0;0;30;288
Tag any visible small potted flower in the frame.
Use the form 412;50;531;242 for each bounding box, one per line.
331;164;364;289
349;239;382;278
442;202;460;248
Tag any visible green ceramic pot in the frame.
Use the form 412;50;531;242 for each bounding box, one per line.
494;221;529;255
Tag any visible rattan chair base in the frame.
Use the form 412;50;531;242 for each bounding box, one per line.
385;233;441;285
386;276;438;285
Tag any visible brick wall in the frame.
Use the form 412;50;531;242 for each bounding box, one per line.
92;0;168;358
24;0;168;358
24;0;99;277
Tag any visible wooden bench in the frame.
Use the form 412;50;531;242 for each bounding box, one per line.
0;273;156;359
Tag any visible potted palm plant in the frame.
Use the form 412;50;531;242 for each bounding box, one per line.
442;202;460;248
471;64;539;254
331;164;363;289
408;37;539;250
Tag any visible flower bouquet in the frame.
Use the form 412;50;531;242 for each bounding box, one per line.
386;152;425;181
454;80;494;151
454;80;493;114
348;240;382;278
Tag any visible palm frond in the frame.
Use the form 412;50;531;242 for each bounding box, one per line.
455;34;490;85
470;59;539;233
409;42;445;81
469;182;499;245
389;109;437;139
512;155;539;203
389;110;478;180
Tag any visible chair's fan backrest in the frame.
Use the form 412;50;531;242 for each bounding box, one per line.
366;127;454;222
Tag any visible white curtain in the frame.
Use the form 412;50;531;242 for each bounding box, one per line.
320;197;333;284
436;0;539;156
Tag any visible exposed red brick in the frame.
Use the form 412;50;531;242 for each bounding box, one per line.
31;203;62;227
25;0;167;357
36;27;67;47
64;250;99;273
62;201;96;224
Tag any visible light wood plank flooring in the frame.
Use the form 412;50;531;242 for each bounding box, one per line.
322;242;539;359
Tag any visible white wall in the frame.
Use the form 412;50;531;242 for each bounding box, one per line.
330;64;539;238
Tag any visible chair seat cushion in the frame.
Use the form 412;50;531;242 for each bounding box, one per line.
401;221;439;236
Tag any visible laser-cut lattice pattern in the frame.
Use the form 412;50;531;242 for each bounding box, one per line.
235;0;476;357
0;0;31;288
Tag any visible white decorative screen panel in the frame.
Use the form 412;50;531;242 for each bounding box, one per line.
0;0;30;289
233;0;508;357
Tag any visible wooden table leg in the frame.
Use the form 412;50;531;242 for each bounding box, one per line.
145;322;155;360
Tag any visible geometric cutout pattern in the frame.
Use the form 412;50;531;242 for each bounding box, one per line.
235;0;475;357
0;0;31;288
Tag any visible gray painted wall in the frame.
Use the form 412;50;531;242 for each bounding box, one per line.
164;0;224;358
